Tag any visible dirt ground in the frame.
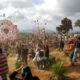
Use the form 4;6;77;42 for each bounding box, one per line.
8;50;80;80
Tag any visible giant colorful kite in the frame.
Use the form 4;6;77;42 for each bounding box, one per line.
0;19;20;43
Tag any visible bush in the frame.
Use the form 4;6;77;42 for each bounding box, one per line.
52;61;65;80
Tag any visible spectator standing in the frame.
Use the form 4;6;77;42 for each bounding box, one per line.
21;44;28;65
59;38;65;51
0;48;9;80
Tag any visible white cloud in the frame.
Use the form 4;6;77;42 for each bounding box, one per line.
0;0;80;32
35;0;59;11
0;0;33;9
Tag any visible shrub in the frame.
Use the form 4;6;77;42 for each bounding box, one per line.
52;61;65;80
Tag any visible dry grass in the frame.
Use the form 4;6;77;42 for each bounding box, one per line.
7;50;80;80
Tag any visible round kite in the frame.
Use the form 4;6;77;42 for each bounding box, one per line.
0;20;20;43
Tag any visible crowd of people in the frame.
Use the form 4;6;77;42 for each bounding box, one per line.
16;39;50;69
0;33;80;80
0;36;50;80
0;45;41;80
58;34;80;65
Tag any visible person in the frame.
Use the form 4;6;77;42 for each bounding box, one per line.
0;47;9;80
69;40;75;66
17;44;22;62
38;49;47;69
21;44;28;64
22;66;33;80
21;63;33;80
73;37;80;62
9;71;22;80
33;48;41;69
21;63;40;80
59;38;65;51
44;43;49;59
33;48;47;69
28;49;35;59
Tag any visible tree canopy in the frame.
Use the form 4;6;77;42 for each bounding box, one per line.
75;19;80;27
56;17;72;34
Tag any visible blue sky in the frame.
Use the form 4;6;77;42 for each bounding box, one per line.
0;0;80;32
32;0;44;5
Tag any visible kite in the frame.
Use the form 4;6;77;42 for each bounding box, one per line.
0;20;20;43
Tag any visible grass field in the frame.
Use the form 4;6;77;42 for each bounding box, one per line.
7;50;80;80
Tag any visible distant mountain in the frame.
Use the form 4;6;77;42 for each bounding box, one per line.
21;29;35;33
46;29;55;33
21;29;55;34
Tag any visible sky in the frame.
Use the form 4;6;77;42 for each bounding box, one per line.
0;0;80;32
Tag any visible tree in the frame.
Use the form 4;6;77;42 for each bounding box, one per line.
56;27;61;33
75;19;80;27
56;17;72;34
